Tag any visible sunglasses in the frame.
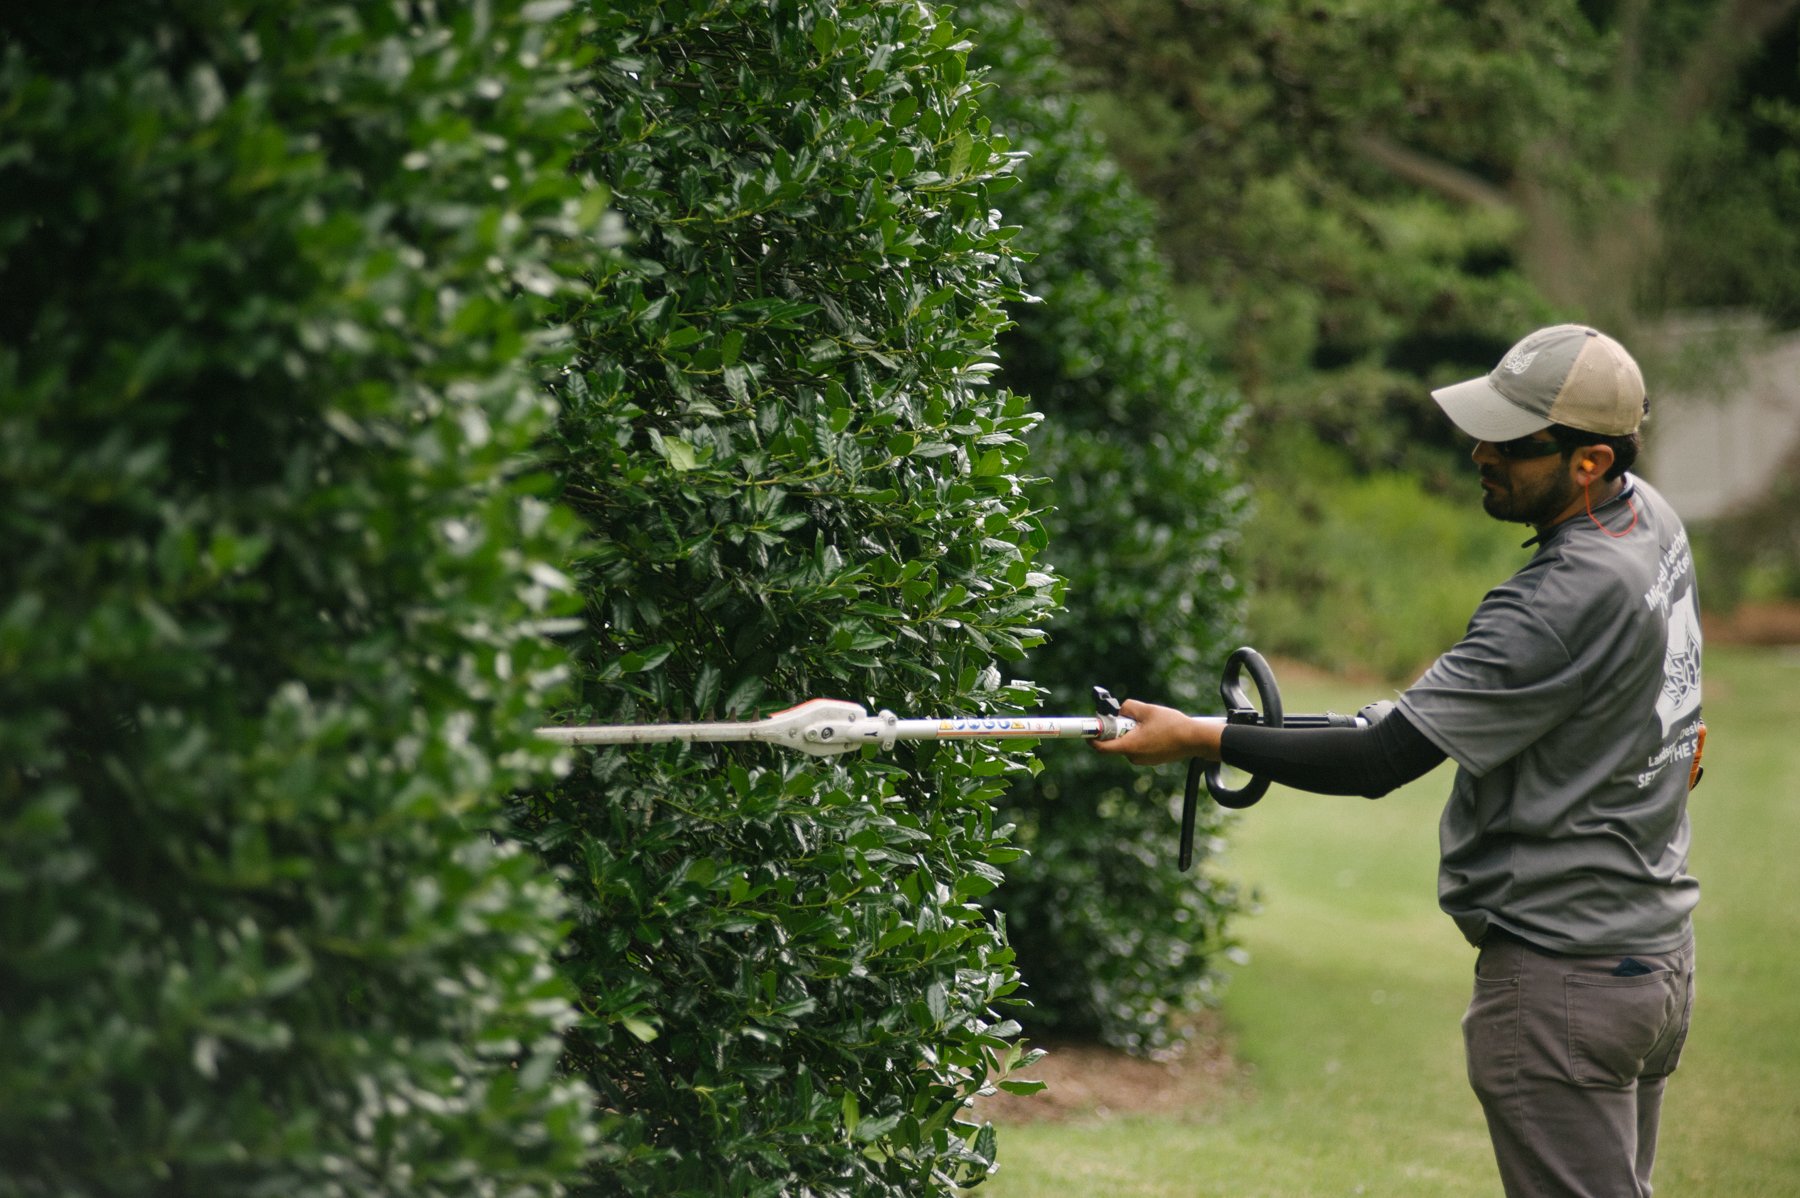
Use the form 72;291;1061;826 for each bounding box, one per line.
1490;435;1567;461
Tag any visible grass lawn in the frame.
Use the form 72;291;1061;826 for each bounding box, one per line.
979;644;1800;1197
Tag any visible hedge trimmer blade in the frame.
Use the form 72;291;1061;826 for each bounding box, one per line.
541;652;1366;873
537;691;1136;758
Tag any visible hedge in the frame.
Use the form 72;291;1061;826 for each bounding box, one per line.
1;4;602;1192
957;0;1250;1053
4;2;1251;1192
519;1;1060;1193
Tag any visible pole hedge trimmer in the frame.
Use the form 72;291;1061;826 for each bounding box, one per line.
538;647;1374;871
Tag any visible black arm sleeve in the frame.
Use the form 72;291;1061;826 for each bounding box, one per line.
1218;706;1446;799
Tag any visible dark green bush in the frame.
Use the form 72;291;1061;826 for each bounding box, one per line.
956;0;1250;1053
1;4;602;1192
520;1;1059;1192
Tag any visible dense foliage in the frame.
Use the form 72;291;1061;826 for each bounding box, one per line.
956;0;1249;1052
2;0;1286;1190
521;1;1060;1192
1022;0;1564;477
1627;4;1800;326
0;3;601;1192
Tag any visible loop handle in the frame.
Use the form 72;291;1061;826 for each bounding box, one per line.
1203;646;1283;809
1178;648;1285;868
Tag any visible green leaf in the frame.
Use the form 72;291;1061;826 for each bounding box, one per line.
948;131;973;178
724;364;752;405
996;1079;1047;1096
852;1112;902;1142
619;645;675;673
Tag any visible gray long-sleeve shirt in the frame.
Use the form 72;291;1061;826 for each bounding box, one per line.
1398;477;1702;955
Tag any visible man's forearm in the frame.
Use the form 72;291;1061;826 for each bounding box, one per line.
1220;709;1445;798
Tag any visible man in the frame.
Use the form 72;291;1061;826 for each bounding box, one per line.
1096;324;1702;1198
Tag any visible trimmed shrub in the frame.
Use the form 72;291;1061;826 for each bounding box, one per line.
0;4;601;1192
958;0;1250;1053
521;1;1059;1192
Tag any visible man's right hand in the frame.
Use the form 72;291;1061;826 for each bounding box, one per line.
1092;700;1225;767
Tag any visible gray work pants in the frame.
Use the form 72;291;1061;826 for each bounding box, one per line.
1462;932;1696;1198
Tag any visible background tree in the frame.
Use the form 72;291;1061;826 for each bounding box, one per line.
1022;0;1569;475
519;1;1061;1192
1025;0;1800;450
955;0;1250;1054
1023;0;1800;669
1521;0;1800;330
1;2;602;1192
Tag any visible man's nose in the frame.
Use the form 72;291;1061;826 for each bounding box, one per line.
1471;440;1501;466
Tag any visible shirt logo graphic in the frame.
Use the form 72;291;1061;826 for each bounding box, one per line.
1656;590;1703;735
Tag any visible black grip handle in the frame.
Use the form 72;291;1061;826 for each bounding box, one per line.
1101;656;1284;871
1179;760;1201;871
1177;647;1282;868
1201;646;1283;810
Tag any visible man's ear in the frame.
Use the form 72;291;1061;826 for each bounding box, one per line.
1576;444;1616;482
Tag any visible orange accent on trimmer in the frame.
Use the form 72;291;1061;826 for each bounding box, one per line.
1689;721;1707;791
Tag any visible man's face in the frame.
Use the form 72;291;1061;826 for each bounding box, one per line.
1472;434;1580;527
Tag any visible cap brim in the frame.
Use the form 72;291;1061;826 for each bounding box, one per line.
1430;376;1551;442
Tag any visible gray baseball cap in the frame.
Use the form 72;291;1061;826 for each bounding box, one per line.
1431;324;1645;441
